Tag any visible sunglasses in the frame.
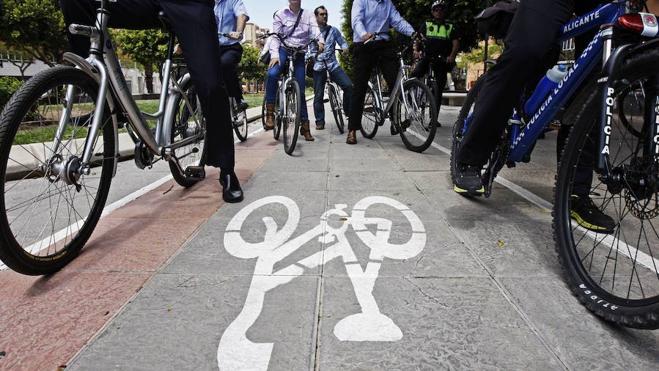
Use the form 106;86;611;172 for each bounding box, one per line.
318;13;328;16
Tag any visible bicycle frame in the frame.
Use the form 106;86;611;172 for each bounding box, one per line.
369;52;411;123
58;1;202;174
500;2;628;163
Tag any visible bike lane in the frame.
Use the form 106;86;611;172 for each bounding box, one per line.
62;105;657;371
0;129;278;370
3;104;657;370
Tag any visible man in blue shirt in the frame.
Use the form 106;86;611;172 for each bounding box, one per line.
215;0;249;111
347;0;416;144
309;6;353;131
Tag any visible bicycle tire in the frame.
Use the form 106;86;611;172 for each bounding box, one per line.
449;74;486;188
0;66;114;275
553;48;659;329
396;79;438;153
232;101;249;142
360;83;380;139
168;80;207;188
273;93;282;140
261;96;267;129
283;80;301;155
328;84;345;134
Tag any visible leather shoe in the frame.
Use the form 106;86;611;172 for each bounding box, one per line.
219;172;244;203
346;130;357;144
390;124;399;135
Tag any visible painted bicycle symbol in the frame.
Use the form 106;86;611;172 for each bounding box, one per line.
217;196;426;371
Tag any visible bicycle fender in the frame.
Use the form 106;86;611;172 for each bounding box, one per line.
63;52;120;177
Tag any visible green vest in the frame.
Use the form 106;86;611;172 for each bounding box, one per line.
425;21;454;39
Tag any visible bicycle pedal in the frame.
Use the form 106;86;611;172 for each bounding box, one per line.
184;166;206;180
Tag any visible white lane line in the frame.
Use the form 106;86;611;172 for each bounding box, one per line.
1;126;266;272
407;129;659;273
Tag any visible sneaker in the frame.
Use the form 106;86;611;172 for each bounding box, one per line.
453;164;485;195
570;195;615;234
238;99;249;112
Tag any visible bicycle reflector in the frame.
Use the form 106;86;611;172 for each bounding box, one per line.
616;13;659;37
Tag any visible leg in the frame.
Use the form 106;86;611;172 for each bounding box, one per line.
431;60;448;113
219;44;244;102
312;70;328;127
330;67;353;117
411;55;431;79
348;43;378;131
265;48;287;105
159;0;233;174
457;0;573;167
293;54;308;121
59;0;160;56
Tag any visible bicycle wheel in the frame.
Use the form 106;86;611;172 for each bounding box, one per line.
261;96;267;129
554;50;659;329
168;79;207;188
449;74;486;191
282;81;301;155
273;93;282;140
394;79;438;153
328;84;345;134
0;66;114;275
360;83;380;139
232;100;249;142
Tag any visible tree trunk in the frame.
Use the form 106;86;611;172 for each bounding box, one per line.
144;63;154;94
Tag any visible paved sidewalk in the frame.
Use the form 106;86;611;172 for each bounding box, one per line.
56;106;658;370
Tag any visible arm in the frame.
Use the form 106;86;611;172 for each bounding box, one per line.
269;11;283;67
447;39;459;64
351;0;370;42
388;2;414;37
336;28;349;50
229;0;249;39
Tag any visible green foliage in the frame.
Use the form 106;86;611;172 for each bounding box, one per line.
113;29;169;69
457;41;503;69
0;77;22;111
0;0;67;65
339;0;355;79
239;44;265;82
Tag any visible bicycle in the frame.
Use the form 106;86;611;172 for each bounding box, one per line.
450;0;659;328
0;3;208;275
316;50;347;134
261;33;316;155
361;33;438;153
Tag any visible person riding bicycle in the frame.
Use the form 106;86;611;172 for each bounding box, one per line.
309;5;353;131
452;0;621;233
264;0;325;142
347;0;417;145
410;0;461;124
58;0;244;203
214;0;250;112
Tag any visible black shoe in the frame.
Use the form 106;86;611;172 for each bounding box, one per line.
570;195;615;234
316;121;325;130
390;124;399;135
436;121;442;128
238;99;249;112
219;172;244;203
453;164;485;195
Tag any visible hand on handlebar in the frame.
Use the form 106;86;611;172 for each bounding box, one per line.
228;31;243;40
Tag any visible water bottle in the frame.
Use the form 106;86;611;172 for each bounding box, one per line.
523;64;568;116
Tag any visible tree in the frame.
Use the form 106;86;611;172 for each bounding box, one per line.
0;0;68;66
238;44;265;91
113;29;168;93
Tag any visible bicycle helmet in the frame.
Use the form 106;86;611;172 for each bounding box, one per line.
431;0;448;10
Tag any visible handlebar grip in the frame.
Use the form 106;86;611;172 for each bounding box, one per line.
69;24;94;37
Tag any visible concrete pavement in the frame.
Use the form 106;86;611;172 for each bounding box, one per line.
1;103;658;370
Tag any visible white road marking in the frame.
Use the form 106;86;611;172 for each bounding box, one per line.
218;196;426;371
0;127;266;272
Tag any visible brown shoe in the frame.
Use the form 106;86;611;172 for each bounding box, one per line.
300;120;315;141
346;130;357;145
264;103;275;130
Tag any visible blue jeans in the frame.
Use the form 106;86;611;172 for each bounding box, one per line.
312;67;353;124
265;47;308;121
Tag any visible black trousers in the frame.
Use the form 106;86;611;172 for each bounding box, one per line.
59;0;235;171
457;0;601;196
411;55;451;111
219;44;244;101
348;41;399;131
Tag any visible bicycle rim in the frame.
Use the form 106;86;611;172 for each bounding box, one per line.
360;85;379;139
0;66;114;275
283;82;301;155
397;80;437;153
169;81;206;187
